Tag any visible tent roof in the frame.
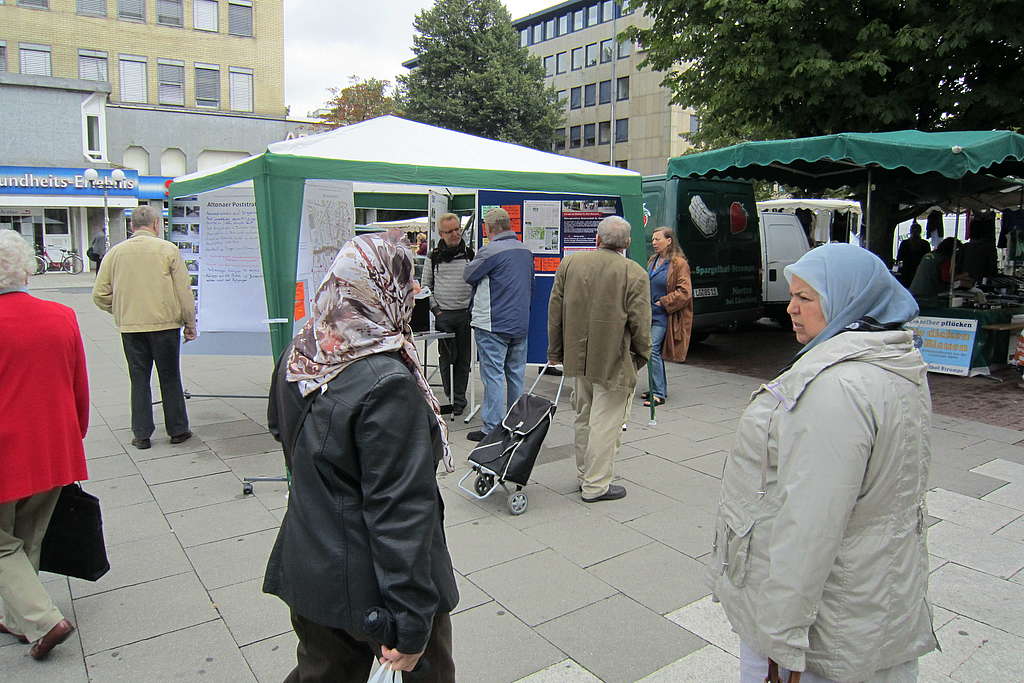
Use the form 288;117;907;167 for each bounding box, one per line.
758;198;862;214
668;130;1024;198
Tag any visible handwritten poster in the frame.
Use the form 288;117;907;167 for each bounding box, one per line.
522;200;561;254
294;179;356;330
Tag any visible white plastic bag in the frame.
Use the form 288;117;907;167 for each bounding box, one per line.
367;661;403;683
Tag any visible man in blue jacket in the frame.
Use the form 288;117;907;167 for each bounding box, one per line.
463;208;534;441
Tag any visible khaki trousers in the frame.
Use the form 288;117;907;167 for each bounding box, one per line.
572;378;632;499
0;487;65;643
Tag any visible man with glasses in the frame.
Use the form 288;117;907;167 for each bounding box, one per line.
421;213;475;416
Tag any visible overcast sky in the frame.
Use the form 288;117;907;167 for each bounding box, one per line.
284;1;555;119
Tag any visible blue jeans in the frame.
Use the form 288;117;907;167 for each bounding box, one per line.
475;328;527;433
648;322;667;400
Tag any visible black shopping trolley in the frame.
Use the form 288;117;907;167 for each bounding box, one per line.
457;365;565;515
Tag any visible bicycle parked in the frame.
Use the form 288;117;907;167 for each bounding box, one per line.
34;247;84;275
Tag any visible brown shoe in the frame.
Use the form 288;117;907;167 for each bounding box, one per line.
30;619;75;660
0;621;29;644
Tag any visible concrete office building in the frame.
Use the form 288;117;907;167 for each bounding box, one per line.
513;0;698;176
0;0;317;264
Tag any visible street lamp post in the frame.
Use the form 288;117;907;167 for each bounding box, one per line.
83;167;126;257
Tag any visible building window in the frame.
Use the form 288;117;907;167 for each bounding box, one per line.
194;0;218;31
19;44;52;76
158;59;185;104
558;14;569;35
228;1;253;37
615;117;629;142
543;55;555;78
690;114;700;132
0;43;6;72
520;28;529;47
615;159;628;169
532;24;544;44
157;0;183;26
618;40;632;59
229;67;253;111
556;89;567;105
585;43;598;67
584;83;596;107
553;127;565;152
587;4;598;25
584;123;596;147
118;0;145;21
570;47;583;71
599;120;611;145
545;18;556;39
600;39;614;63
601;0;615;21
573;9;584;31
556;51;567;74
119;55;147;102
195;63;220;107
599;80;611;104
616;76;629;101
17;0;49;7
570;86;581;110
79;50;108;81
82;93;107;161
569;126;581;148
77;0;106;16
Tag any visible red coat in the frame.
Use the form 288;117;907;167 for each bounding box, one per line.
0;292;89;503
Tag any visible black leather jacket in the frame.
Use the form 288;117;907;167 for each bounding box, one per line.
262;349;458;653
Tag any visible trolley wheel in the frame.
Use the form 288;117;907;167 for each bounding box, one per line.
507;491;528;516
473;474;493;497
242;482;254;495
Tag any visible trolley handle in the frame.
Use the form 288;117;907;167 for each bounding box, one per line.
528;363;566;405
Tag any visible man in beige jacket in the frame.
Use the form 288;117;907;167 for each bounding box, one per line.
547;216;651;502
93;205;196;450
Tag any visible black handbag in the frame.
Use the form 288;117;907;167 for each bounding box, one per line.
39;483;111;581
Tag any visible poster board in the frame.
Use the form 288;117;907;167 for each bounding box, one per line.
477;190;622;363
905;316;979;376
293;179;356;330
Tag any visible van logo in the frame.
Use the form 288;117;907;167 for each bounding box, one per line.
689;195;717;238
642;203;651;227
730;202;748;234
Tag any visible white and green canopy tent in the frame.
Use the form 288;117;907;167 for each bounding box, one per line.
169;116;643;357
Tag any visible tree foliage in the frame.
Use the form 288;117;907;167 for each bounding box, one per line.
398;0;563;150
322;76;400;127
628;0;1024;149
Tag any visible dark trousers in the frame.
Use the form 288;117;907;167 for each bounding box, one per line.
121;329;189;440
285;610;455;683
434;308;471;413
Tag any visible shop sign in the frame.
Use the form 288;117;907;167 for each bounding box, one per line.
905;316;978;376
0;166;139;197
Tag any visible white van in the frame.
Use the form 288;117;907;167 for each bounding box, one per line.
758;211;810;321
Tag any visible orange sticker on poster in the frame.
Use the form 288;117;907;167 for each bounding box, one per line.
294;281;306;320
534;257;561;273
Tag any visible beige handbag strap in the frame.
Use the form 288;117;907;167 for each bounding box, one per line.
766;659;802;683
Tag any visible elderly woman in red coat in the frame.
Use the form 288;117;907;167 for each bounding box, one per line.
0;230;89;660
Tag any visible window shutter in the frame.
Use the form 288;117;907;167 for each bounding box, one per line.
229;70;252;111
228;2;253;36
0;45;6;73
77;0;106;15
195;66;219;107
158;63;184;105
119;0;144;20
193;0;218;30
20;49;51;76
79;55;108;81
156;0;182;26
18;0;50;8
119;59;147;102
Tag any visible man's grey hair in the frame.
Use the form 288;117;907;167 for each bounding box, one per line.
0;230;36;290
438;212;460;228
132;205;161;230
484;207;511;233
597;215;631;250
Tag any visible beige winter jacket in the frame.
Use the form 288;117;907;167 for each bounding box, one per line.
710;330;938;681
92;232;196;333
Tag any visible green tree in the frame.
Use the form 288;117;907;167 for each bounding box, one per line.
322;76;399;127
627;0;1024;257
398;0;563;150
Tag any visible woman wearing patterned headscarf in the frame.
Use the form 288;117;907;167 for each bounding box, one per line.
263;232;458;682
709;244;937;683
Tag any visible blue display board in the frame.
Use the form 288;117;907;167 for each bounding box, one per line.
477;190;622;363
904;316;979;376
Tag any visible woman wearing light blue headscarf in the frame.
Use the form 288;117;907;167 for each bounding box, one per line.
709;244;937;683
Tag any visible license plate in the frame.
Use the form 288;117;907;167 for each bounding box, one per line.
693;287;719;298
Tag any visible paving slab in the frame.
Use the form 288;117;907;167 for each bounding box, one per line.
640;644;738;682
927;521;1024;578
83;620;256;682
84;454;140;482
681;451;728;478
929;563;1024;637
581;481;678;524
525;512;651;568
536;594;706;683
203;432;281;459
515;658;601;682
452;573;491;615
69;533;191;599
615;455;722;509
165;497;279;548
100;500;172;547
451;603;564;683
469;549;615;627
628;433;722;462
210;578;292;647
925;488;1023;534
626;503;717;559
444;517;546;574
150;471;245;513
74;572;219;655
963;440;1024;466
193;418;270;442
240;631;298;683
982;482;1024;511
971;457;1024;482
136;450;230;486
665;594;740;657
995;516;1024;544
920;615;1024;682
588;542;710;615
186;528;278;590
85;474;155;509
927;463;1008;499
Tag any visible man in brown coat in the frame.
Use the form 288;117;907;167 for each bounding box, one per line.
547;216;651;502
